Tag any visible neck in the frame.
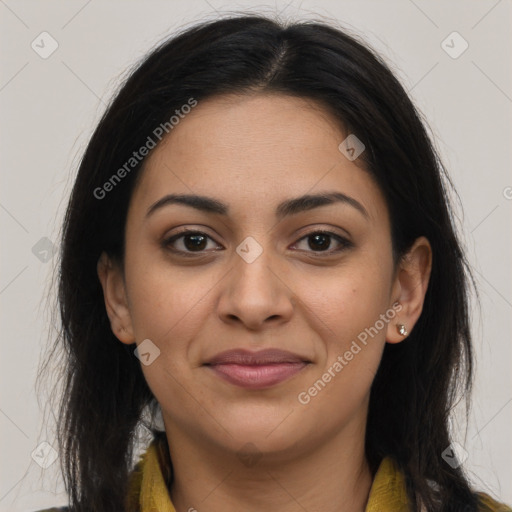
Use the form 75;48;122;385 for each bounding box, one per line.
164;416;374;512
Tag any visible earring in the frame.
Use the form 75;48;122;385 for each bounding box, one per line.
397;324;408;336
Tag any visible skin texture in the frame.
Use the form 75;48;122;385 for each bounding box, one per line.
98;93;432;512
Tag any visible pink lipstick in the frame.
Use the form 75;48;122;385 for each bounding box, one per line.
204;349;310;389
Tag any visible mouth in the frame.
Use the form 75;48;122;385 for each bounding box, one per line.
203;349;311;390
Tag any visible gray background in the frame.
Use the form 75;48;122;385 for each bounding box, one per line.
0;1;511;510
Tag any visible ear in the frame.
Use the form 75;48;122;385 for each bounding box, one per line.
386;236;432;344
97;252;135;344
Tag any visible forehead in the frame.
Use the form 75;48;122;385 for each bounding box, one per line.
146;93;346;172
131;93;388;225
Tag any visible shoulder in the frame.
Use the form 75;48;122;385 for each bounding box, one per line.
476;491;512;512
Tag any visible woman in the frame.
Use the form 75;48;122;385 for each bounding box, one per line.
38;13;511;512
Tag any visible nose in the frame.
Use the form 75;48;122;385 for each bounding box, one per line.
216;248;294;331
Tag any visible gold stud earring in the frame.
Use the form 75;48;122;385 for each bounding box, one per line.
397;324;408;336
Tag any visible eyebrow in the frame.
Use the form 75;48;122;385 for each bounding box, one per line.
146;191;369;220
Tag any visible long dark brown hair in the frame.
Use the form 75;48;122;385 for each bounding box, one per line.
43;12;485;511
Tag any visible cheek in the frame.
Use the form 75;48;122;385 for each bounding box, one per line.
123;261;211;412
304;257;392;340
124;247;213;342
296;258;392;406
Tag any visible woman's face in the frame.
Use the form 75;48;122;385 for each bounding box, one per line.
100;93;430;461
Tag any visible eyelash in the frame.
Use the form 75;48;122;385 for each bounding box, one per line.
161;229;353;258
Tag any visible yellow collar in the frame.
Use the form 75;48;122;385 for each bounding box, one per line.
127;440;410;512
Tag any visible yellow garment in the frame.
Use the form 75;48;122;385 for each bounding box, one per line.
133;440;176;512
125;439;511;512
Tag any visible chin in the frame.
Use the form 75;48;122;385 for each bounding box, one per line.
216;429;304;466
213;408;305;451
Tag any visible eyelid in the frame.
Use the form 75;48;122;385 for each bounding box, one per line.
291;230;353;254
162;228;221;257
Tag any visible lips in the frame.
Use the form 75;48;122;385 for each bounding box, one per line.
205;348;309;366
204;349;310;389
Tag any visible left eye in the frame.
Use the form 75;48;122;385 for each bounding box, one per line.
292;231;352;254
163;230;351;256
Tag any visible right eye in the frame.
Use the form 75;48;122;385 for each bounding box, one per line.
162;230;223;256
